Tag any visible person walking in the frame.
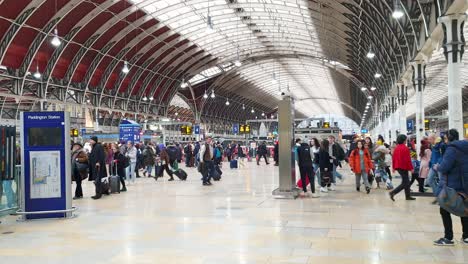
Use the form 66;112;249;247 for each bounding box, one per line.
328;135;345;190
418;139;432;193
199;137;214;186
349;140;373;194
125;141;137;184
71;143;88;199
311;138;321;187
389;134;416;201
156;146;175;181
88;136;107;200
318;139;333;193
111;143;127;192
184;143;193;167
142;143;156;177
427;135;445;194
433;129;468;246
296;139;318;198
257;141;270;165
273;141;279;166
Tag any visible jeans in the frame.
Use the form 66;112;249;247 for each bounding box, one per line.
440;207;468;240
127;162;136;183
355;172;370;188
427;168;440;194
1;180;15;208
332;164;343;183
390;170;411;198
185;155;191;167
313;164;321;186
195;153;200;167
202;160;214;183
146;165;153;176
299;165;315;193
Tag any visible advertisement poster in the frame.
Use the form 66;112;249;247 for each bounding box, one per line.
29;151;61;199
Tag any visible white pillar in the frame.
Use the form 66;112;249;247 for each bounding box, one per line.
398;85;408;136
440;14;466;136
412;61;426;156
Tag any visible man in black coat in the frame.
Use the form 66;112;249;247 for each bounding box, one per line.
88;136;107;200
257;141;270;165
296;139;318;197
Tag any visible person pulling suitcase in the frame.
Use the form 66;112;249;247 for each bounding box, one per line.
111;143;127;192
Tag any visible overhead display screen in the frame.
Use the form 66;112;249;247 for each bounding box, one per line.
28;127;63;147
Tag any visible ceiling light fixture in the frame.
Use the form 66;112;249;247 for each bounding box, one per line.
368;95;373;99
206;6;214;33
366;50;375;59
392;0;404;19
261;112;265;117
33;65;41;79
234;47;242;67
272;73;277;84
374;73;382;78
149;96;153;101
122;61;130;74
370;86;377;91
51;28;61;47
180;78;188;88
210;90;215;98
251;108;255;113
361;87;367;91
203;90;208;99
242;104;245;110
143;96;148;101
225;99;230;106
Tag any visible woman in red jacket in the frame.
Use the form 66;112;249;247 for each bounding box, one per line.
349;140;373;194
389;134;416;201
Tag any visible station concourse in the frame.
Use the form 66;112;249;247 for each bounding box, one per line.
0;1;468;263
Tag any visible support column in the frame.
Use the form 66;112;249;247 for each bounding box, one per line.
412;61;426;156
398;84;408;136
94;108;100;132
273;96;299;199
440;14;466;136
390;96;398;143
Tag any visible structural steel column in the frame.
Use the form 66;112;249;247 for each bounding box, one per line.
398;84;408;136
412;61;426;156
440;14;466;136
273;96;299;199
390;96;398;143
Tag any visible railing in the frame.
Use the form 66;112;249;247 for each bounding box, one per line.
0;165;20;217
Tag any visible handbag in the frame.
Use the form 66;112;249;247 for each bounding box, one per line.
437;174;468;217
76;161;89;172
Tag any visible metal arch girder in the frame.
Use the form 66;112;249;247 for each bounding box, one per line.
19;16;61;77
63;34;100;83
342;1;411;73
151;54;217;112
160;52;218;111
0;1;40;62
119;39;194;109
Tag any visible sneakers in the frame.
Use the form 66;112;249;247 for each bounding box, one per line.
433;238;454;246
366;187;371;194
328;184;336;191
320;187;328;193
311;192;320;198
461;238;468;245
356;187;360;192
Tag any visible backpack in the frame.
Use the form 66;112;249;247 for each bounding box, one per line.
298;145;312;164
124;156;130;168
167;146;178;161
215;147;222;158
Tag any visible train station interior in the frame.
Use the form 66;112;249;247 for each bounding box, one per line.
1;0;468;263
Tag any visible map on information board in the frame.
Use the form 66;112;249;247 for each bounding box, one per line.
29;151;61;199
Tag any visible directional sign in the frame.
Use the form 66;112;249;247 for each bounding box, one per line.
233;123;239;134
407;120;414;131
194;125;200;135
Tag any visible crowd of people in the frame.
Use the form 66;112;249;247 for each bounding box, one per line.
70;136;276;199
294;129;468;246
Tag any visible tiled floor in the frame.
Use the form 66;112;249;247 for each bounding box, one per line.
1;161;468;263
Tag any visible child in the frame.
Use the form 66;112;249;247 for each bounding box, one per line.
409;151;422;191
372;141;394;190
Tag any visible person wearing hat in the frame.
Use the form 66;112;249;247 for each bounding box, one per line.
71;143;88;199
89;136;107;199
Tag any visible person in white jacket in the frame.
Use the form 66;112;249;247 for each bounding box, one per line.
125;141;137;184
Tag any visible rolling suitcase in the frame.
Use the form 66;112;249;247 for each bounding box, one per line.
297;176;310;188
212;166;222;181
230;159;238;169
110;162;120;193
173;169;187;181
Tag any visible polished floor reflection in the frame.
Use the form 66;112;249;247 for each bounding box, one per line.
1;161;467;264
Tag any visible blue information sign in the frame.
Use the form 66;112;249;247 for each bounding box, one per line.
407;120;414;131
20;111;72;219
194;125;200;135
119;120;140;143
233;123;239;134
361;129;368;133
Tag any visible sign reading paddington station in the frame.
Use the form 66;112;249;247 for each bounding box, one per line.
26;114;62;121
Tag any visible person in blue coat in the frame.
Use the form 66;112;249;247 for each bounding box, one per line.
433;129;468;246
427;134;446;194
